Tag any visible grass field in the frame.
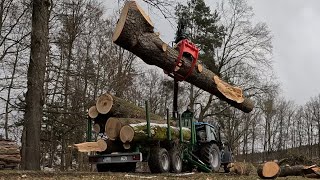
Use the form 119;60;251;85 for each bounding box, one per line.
0;171;316;180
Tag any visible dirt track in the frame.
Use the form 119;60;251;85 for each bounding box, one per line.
0;171;315;180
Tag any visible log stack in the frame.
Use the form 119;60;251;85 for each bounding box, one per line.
75;93;188;153
0;138;20;169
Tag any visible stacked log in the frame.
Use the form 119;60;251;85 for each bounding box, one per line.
0;139;20;169
76;93;185;153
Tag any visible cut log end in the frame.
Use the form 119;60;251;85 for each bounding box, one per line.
74;139;107;152
120;125;135;143
197;64;203;73
123;143;131;149
97;139;108;151
88;106;99;118
93;123;101;134
105;118;122;140
112;1;153;42
257;161;280;179
96;93;113;114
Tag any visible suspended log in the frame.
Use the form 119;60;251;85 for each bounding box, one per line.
95;93;163;120
74;139;107;152
112;1;254;113
119;123;191;143
105;117;171;140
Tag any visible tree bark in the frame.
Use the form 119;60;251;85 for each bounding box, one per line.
105;117;173;140
95;93;163;121
119;123;191;143
229;162;255;175
112;1;254;113
23;0;50;170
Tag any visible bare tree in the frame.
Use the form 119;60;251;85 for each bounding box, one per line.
23;0;50;170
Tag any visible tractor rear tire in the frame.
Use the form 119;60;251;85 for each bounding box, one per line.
169;148;182;173
148;147;170;173
200;143;221;172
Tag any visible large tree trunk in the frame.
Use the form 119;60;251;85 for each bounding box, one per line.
112;1;254;113
23;0;50;170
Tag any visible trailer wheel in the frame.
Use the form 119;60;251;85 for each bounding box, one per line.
96;163;136;172
200;143;221;172
169;148;182;173
96;163;110;172
148;148;170;173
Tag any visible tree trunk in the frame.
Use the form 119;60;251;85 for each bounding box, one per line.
23;0;50;170
112;1;253;113
119;123;191;143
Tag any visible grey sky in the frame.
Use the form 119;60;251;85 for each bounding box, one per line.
107;0;320;105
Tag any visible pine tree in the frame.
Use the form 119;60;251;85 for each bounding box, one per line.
175;0;224;74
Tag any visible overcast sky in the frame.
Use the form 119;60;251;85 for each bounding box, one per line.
107;0;320;105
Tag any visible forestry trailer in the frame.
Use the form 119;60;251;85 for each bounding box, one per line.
88;104;233;173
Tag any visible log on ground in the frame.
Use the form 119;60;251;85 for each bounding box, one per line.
228;162;255;175
112;1;254;113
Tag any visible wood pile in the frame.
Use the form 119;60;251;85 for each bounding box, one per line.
0;138;20;169
74;93;189;152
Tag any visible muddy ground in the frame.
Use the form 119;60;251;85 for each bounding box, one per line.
0;171;317;180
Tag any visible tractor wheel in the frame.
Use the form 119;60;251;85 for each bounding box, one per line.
200;143;221;172
148;148;170;173
169;148;183;173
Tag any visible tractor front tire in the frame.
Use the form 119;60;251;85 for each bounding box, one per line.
200;143;221;172
148;148;170;173
169;148;183;173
